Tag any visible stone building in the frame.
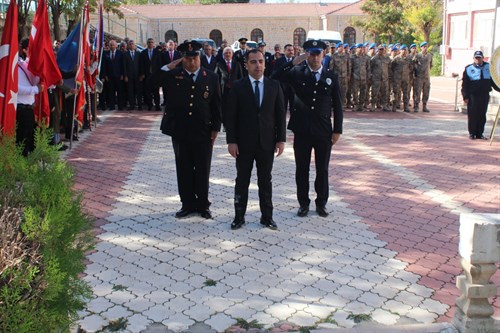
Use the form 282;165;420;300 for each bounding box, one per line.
92;1;367;48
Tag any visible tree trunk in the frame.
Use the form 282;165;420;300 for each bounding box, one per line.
49;2;62;42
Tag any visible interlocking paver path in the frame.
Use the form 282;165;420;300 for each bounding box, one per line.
66;77;499;332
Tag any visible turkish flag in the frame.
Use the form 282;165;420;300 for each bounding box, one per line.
28;0;62;125
0;0;18;136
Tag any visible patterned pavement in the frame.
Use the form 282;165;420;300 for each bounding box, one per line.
65;77;499;332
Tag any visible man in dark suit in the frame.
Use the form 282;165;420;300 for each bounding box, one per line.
140;38;161;111
257;41;273;77
200;43;217;72
104;39;124;110
123;40;142;110
214;46;243;122
160;40;182;106
272;40;343;218
272;43;295;111
234;37;249;77
158;40;222;219
225;49;286;230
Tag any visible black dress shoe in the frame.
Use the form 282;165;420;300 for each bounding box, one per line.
469;134;476;140
199;209;212;219
297;206;309;217
477;135;487;140
260;218;278;230
175;207;194;218
316;206;329;217
231;217;245;230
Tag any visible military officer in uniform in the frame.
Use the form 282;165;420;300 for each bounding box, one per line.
158;40;222;219
272;40;343;218
413;42;432;112
234;37;249;77
461;50;500;140
370;44;390;112
350;43;370;112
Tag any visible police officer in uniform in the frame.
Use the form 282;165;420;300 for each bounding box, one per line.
257;41;273;77
158;40;222;219
461;50;500;140
272;40;343;218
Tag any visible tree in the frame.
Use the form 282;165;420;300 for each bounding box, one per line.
17;0;32;40
403;0;442;46
351;0;406;43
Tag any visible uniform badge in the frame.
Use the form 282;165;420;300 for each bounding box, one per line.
203;91;209;99
326;78;332;85
202;71;207;77
175;75;184;80
312;41;317;46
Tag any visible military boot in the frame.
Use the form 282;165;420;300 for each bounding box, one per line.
423;103;430;113
403;102;410;113
414;103;419;112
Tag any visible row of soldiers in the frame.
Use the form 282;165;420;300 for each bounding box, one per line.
326;41;433;113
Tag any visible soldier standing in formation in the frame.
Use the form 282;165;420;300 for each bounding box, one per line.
330;42;350;109
370;44;390;112
350;43;370;112
413;42;433;112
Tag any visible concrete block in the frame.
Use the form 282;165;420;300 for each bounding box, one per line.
459;214;500;264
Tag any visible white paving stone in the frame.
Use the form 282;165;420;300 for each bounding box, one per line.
77;118;452;332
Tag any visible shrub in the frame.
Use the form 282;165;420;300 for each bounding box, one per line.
0;129;93;332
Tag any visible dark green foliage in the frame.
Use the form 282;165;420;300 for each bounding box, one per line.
431;52;442;76
0;129;93;332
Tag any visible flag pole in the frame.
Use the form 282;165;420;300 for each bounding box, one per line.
69;85;78;149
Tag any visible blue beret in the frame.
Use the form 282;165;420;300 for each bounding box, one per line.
337;42;343;48
369;43;377;50
391;46;398;51
394;43;400;47
364;42;369;47
388;44;393;49
349;45;356;50
410;43;416;49
400;45;407;50
356;43;363;48
343;43;349;48
420;42;428;47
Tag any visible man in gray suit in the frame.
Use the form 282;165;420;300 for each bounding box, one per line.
225;49;286;230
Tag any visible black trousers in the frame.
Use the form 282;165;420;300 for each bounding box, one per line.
127;77;142;109
293;134;332;208
144;76;160;108
234;147;275;220
107;76;124;109
172;138;213;211
467;93;490;136
16;104;36;156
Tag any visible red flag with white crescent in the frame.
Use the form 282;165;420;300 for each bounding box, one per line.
0;0;19;136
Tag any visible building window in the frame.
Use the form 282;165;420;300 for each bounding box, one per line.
209;29;223;47
293;28;306;48
449;14;468;48
165;30;178;43
251;28;263;42
473;11;494;57
343;27;356;45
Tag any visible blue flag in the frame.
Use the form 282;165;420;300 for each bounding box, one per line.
57;21;81;73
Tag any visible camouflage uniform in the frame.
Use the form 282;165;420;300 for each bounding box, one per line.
331;51;350;107
364;49;375;107
399;53;413;112
350;51;370;111
408;47;417;108
413;51;432;112
370;52;390;111
391;54;405;111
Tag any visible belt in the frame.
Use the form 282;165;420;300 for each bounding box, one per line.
17;104;34;110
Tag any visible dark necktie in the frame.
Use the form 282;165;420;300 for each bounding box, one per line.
254;80;260;107
131;51;134;60
111;51;114;60
227;61;231;73
189;73;195;83
312;71;318;81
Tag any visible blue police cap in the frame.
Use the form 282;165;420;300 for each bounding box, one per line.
303;40;327;54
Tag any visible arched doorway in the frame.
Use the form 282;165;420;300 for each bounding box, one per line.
343;27;356;45
251;28;264;43
209;29;223;47
164;30;178;43
293;28;306;48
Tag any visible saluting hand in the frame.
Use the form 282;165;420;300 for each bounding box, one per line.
292;52;308;66
168;57;183;70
